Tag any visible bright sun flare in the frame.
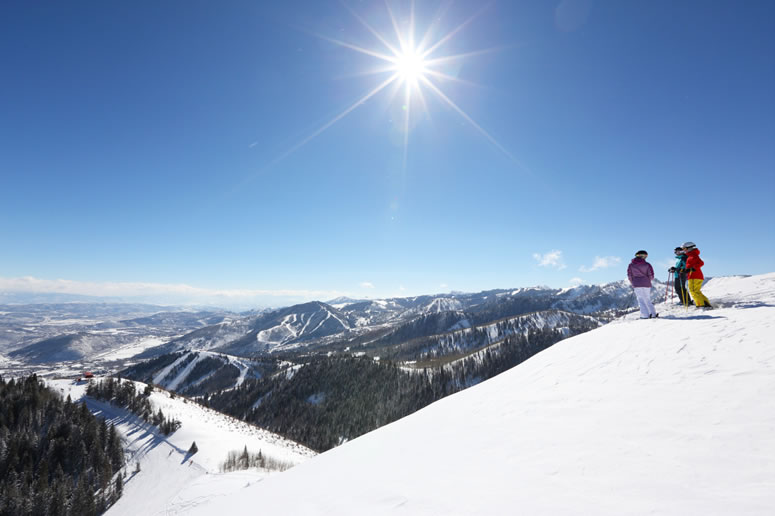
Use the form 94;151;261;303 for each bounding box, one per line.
277;2;516;170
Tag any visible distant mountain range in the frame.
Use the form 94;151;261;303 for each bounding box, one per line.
2;280;664;372
136;279;650;359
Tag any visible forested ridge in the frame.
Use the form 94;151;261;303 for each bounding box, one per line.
202;326;578;451
86;377;181;435
0;375;125;516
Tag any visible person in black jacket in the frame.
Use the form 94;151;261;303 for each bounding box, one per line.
668;246;692;306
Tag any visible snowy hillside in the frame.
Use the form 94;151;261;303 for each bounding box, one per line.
252;301;351;350
364;308;599;362
135;349;260;396
150;302;354;357
177;273;775;515
48;378;316;516
424;297;464;313
139;317;254;357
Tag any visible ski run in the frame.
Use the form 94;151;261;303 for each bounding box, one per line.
51;273;775;515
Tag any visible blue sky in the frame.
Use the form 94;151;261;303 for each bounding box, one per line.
1;0;773;307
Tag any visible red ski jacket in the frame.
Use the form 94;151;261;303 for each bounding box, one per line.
685;248;704;280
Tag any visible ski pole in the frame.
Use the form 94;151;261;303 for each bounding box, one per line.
685;274;690;312
665;272;670;302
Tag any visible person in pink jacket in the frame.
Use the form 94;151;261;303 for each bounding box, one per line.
627;250;657;319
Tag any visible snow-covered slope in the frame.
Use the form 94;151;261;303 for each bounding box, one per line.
252;301;351;350
150;350;254;392
424;297;464;313
158;302;354;356
140;317;254;357
180;273;775;515
364;308;599;362
48;378;316;516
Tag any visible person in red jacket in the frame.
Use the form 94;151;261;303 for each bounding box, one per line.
682;241;712;309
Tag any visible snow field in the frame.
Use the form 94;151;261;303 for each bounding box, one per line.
95;337;167;361
145;386;316;471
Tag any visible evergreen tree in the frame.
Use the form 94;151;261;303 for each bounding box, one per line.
0;375;126;516
240;446;249;469
113;474;123;499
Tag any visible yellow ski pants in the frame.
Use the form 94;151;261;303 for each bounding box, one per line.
687;279;710;307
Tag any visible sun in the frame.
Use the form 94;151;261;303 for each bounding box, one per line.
273;2;516;171
393;49;427;83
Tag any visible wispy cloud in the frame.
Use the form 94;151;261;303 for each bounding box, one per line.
0;276;344;309
579;256;621;273
569;277;584;286
440;283;448;289
533;250;566;270
248;141;259;148
360;281;375;289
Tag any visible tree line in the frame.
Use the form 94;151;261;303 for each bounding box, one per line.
0;375;125;516
219;445;293;473
86;378;181;435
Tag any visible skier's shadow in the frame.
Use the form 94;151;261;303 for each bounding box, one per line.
732;302;774;309
181;449;198;465
663;314;725;321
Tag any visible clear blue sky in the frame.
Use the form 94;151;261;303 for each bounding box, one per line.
1;0;773;307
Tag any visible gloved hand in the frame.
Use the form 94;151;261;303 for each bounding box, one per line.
686;268;695;273
668;267;676;273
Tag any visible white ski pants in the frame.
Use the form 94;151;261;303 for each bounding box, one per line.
634;287;656;318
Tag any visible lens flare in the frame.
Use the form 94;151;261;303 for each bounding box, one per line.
280;1;517;171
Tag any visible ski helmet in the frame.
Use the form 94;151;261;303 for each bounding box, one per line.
635;250;648;257
682;241;696;250
674;247;684;253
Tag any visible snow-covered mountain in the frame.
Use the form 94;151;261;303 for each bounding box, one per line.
125;349;263;396
135;280;646;359
137;317;255;358
353;308;599;361
400;309;600;361
165;273;775;515
338;298;414;326
249;301;352;350
148;301;354;357
423;297;464;313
